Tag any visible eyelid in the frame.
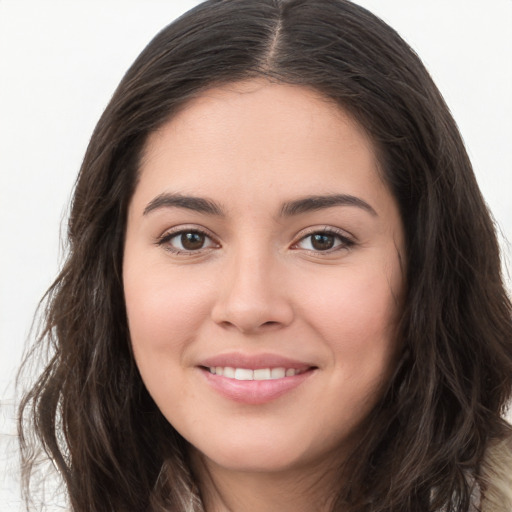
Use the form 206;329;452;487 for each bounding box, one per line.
155;225;220;254
291;226;356;253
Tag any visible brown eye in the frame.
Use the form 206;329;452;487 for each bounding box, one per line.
160;229;217;253
310;233;335;251
180;232;206;250
295;230;353;253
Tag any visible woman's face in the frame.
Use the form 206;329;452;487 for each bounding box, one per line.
123;80;404;476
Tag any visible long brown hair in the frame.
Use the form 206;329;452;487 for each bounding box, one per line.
18;1;512;510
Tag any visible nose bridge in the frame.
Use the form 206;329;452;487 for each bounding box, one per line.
231;248;275;302
211;241;293;332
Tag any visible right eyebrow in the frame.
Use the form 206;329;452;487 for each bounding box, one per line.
143;192;225;216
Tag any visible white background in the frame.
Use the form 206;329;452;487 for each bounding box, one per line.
1;1;511;510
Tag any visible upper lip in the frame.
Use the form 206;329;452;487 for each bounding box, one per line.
198;352;316;371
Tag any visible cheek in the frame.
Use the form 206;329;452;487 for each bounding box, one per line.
123;262;213;359
123;264;217;420
300;262;401;375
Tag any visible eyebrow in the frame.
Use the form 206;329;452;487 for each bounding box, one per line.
143;193;225;216
280;194;377;217
143;192;377;218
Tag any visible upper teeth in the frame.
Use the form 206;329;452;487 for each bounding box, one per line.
209;367;300;380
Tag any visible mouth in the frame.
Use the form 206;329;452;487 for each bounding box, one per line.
202;366;311;380
197;354;317;404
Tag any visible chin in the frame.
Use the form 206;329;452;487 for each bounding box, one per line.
189;428;345;477
202;449;308;475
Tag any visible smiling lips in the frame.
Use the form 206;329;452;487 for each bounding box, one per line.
208;366;307;380
199;354;316;404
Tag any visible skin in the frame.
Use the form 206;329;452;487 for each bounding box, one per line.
123;80;405;511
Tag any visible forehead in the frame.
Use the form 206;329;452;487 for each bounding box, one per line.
143;80;375;162
135;80;392;217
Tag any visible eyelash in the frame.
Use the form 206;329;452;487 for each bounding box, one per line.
292;227;355;254
156;227;355;255
156;228;219;255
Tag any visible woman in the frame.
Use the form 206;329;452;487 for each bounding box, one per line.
18;0;512;510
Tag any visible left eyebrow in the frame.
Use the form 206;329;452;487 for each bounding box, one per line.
280;194;378;217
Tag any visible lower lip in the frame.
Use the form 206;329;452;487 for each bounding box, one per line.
200;368;315;405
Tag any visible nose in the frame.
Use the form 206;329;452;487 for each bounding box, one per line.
211;251;294;334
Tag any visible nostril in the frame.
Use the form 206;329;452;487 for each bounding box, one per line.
261;321;282;329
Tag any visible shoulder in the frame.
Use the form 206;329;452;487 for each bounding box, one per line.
480;432;512;511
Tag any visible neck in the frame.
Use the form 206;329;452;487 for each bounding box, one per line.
191;450;342;512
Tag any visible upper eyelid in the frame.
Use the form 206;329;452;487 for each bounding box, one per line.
294;225;356;241
290;227;357;252
155;225;221;251
158;224;217;239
